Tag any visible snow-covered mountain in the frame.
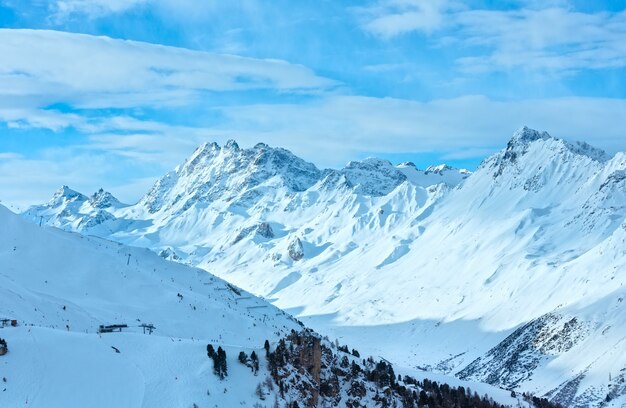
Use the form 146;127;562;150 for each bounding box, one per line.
1;204;525;408
22;185;128;233
22;127;626;407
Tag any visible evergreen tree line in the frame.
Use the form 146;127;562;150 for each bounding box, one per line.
265;331;565;408
520;392;563;408
391;377;564;408
207;344;227;379
393;376;505;408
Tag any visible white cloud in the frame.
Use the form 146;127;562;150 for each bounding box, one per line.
359;2;626;74
0;107;87;132
0;24;367;162
0;29;334;114
455;8;626;73
47;0;257;22
50;0;149;21
216;95;626;166
84;130;211;165
0;152;24;160
357;0;452;38
0;148;132;209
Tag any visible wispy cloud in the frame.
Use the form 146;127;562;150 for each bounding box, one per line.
357;0;453;38
50;0;148;22
358;1;626;74
0;27;338;167
455;8;626;73
217;95;626;165
0;29;334;113
0;107;87;132
0;152;23;160
46;0;263;27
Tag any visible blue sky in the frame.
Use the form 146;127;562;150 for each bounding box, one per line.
0;0;625;207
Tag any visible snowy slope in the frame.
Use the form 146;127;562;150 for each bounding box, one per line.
21;127;626;406
0;204;305;407
1;204;526;408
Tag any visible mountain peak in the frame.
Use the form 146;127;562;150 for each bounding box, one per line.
509;126;551;146
425;164;456;175
345;157;396;171
141;141;322;213
199;141;220;153
341;157;407;196
51;185;86;203
89;188;122;209
225;139;240;151
188;141;220;161
492;127;610;179
505;126;608;161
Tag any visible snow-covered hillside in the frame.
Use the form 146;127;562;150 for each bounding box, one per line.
1;204;528;408
0;204;304;407
21;127;626;407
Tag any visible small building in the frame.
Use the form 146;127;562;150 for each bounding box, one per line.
0;319;17;328
98;324;128;333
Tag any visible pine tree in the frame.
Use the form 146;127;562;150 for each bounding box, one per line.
207;344;215;359
351;361;361;377
0;338;7;356
212;350;220;377
250;350;259;374
264;339;270;356
418;390;428;406
217;347;227;379
255;383;265;400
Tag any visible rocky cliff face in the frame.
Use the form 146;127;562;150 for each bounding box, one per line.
457;314;590;389
457;291;626;407
268;331;402;407
233;222;275;244
89;188;122;209
288;237;304;261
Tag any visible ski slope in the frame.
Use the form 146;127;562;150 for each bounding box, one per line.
0;204;302;407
